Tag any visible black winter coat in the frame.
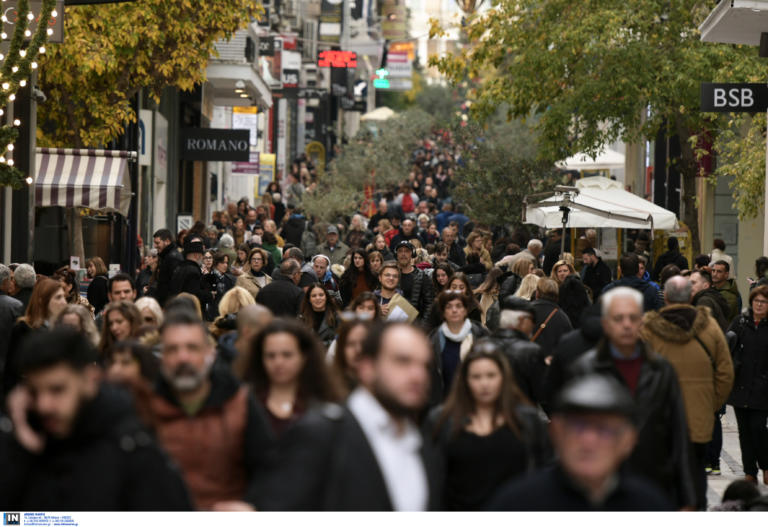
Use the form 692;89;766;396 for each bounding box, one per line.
0;384;192;511
582;258;612;300
727;311;768;410
487;465;673;511
530;298;573;357
258;403;444;511
692;288;730;333
0;294;23;384
566;340;695;508
651;250;689;282
602;276;663;313
169;260;213;317
86;274;109;313
255;275;304;317
489;328;545;404
154;243;184;306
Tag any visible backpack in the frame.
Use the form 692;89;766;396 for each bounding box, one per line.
401;193;414;213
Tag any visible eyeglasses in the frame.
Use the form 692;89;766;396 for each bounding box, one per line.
753;298;768;306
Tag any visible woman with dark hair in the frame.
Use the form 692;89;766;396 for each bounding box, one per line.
427;272;483;330
85;256;109;313
557;274;592;328
331;319;376;393
261;231;282;269
99;301;142;355
245;318;341;436
728;285;768;485
4;278;69;396
348;291;382;320
105;339;159;386
299;284;339;349
749;257;768;290
339;249;377;307
428;290;489;405
53;266;94;315
432;262;455;295
430;339;549;510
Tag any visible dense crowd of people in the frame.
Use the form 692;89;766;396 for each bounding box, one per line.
0;144;767;512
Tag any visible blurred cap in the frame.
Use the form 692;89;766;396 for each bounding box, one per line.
327;225;339;235
500;295;535;316
553;374;636;421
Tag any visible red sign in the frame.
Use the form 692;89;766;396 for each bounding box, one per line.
318;50;358;68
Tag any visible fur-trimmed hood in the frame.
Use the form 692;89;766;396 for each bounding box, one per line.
642;304;711;343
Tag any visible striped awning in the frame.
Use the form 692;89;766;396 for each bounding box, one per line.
34;148;137;216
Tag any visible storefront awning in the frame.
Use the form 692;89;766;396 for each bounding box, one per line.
35;148;136;216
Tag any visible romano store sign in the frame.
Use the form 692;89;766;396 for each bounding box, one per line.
181;128;250;161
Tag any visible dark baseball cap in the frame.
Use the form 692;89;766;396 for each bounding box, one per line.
553;374;636;421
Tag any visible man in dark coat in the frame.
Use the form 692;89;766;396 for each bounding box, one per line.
0;329;191;511
169;239;213;316
602;253;663;312
389;218;421;249
152;228;184;306
255;259;304;317
690;269;730;332
543;229;568;276
530;278;573;359
489;296;546;404
581;247;612;300
564;286;696;509
11;263;36;310
651;237;689;282
487;375;673;511
259;323;444;511
395;241;434;322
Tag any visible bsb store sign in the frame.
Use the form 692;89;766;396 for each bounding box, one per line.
181;129;250;162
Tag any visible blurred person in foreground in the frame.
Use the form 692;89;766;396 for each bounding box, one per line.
0;329;190;511
487;374;673;511
259;322;443;511
147;309;275;511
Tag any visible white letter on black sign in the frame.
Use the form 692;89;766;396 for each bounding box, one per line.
714;88;726;107
741;89;754;108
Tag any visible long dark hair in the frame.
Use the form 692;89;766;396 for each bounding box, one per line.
432;262;455;294
332;319;377;393
99;301;142;355
300;283;339;329
340;248;376;289
558;274;592;328
246;318;341;404
349;291;382;319
437;338;529;439
52;266;81;305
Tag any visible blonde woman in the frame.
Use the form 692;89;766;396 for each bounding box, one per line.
549;259;576;286
514;274;540;301
135;296;164;328
211;286;255;338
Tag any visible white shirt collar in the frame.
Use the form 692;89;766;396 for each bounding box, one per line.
348;387;422;451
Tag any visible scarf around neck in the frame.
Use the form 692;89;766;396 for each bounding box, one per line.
440;318;472;342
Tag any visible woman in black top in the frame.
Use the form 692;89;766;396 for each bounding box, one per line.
85;256;109;313
430;339;550;510
339;249;377;307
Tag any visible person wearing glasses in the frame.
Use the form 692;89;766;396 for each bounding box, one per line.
487;374;673;511
429;339;550;510
236;248;272;302
726;285;768;486
564;287;695;510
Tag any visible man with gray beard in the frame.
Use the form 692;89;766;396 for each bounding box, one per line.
148;309;275;511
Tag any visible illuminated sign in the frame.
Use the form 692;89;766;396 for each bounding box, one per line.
318;50;358;68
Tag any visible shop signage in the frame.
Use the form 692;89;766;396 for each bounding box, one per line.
180;129;250;161
318;50;357;68
700;83;768;112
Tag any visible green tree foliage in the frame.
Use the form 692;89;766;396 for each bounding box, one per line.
450;114;562;227
38;0;262;148
303;109;435;221
0;0;55;188
430;0;768;253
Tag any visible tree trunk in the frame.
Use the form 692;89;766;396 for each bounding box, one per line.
674;118;702;256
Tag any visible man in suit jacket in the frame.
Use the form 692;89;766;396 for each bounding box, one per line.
258;323;443;511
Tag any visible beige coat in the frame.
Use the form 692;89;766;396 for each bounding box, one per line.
235;270;272;302
641;305;734;443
